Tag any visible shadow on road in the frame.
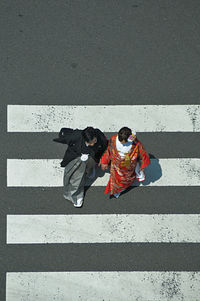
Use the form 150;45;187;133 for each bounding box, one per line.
140;154;162;186
84;154;162;193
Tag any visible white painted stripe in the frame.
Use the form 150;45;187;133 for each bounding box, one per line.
7;214;200;243
7;105;200;132
6;271;200;301
7;158;200;187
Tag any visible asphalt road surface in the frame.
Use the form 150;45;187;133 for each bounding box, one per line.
1;1;200;300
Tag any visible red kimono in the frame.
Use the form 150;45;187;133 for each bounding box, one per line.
100;134;150;195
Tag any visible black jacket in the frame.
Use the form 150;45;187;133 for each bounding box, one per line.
53;128;108;167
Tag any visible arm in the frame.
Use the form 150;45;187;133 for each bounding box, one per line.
99;137;111;170
60;148;79;167
53;128;82;145
94;129;108;162
95;129;108;152
138;141;150;170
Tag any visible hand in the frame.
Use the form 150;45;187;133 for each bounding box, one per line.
140;168;145;177
101;164;108;170
60;162;65;167
98;162;108;170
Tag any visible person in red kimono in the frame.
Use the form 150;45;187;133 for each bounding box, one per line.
99;127;150;198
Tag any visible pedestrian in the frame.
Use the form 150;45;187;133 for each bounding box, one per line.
99;127;150;198
53;127;107;207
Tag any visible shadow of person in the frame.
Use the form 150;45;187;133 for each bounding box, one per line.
140;154;162;186
84;164;110;193
117;154;162;196
85;154;162;195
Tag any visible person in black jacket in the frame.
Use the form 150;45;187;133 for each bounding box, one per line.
53;126;108;207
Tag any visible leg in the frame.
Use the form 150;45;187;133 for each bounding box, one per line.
63;158;86;206
71;161;86;206
85;156;96;179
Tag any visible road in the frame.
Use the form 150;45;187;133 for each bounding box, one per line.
1;1;200;300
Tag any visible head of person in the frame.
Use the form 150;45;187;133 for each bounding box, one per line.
82;127;97;146
118;127;132;144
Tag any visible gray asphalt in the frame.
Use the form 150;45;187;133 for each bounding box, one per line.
1;1;200;300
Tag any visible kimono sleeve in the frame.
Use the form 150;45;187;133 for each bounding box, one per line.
138;142;150;169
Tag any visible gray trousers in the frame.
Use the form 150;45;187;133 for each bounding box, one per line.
63;156;96;205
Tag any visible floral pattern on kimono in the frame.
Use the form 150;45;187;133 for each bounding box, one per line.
100;134;150;195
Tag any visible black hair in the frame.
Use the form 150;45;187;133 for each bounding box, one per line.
118;127;132;142
82;127;96;143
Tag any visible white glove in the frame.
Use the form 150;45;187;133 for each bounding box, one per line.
81;154;89;161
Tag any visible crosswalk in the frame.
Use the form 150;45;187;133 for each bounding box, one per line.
7;158;200;186
7;214;200;243
7;105;200;132
6;272;200;301
6;104;200;301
